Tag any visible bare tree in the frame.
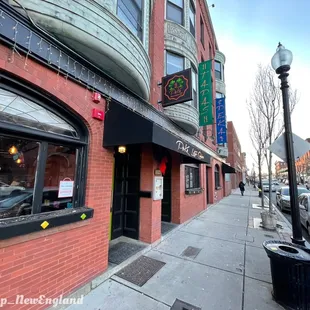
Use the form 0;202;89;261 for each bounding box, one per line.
249;65;298;214
248;98;268;209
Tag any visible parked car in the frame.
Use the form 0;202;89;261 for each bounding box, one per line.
0;181;25;200
0;187;72;219
276;186;310;212
298;193;310;235
262;181;276;192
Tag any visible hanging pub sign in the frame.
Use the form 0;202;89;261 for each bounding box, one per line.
161;68;192;107
215;97;227;144
198;60;213;126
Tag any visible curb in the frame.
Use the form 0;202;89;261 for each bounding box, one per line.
264;195;293;229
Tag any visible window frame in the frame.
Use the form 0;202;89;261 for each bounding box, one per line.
184;164;200;190
117;0;144;41
214;164;221;189
200;16;204;46
215;61;222;80
166;51;185;75
166;0;184;26
189;0;195;37
185;164;201;195
0;73;91;240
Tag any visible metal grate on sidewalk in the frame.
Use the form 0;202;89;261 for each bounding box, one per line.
115;255;166;286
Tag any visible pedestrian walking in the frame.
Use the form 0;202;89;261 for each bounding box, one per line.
239;181;245;196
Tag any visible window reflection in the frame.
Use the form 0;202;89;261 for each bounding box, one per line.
0;137;78;219
0;136;39;218
0;88;78;138
42;144;76;212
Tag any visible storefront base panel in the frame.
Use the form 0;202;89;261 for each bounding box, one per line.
0;221;110;307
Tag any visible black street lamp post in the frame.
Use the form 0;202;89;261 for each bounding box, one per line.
271;43;305;246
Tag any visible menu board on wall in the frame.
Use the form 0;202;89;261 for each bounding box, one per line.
153;176;164;201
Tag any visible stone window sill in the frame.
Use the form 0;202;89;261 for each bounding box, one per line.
185;188;203;195
0;207;94;240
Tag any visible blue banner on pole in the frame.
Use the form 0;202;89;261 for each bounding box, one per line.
216;97;227;144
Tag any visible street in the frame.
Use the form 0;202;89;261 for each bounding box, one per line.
269;184;310;243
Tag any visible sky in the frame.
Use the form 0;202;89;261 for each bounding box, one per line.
209;0;310;174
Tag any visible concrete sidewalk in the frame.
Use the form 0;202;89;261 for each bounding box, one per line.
66;188;289;310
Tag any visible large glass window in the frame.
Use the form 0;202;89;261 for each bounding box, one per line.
117;0;143;40
215;61;222;80
166;51;184;75
0;88;78;138
0;87;86;220
166;0;184;25
185;165;200;189
189;0;195;37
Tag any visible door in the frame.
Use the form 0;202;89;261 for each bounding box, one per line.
112;147;141;240
162;154;172;222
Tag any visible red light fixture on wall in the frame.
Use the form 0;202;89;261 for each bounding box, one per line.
92;92;101;103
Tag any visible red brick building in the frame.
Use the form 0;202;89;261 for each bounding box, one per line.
0;1;235;307
227;121;244;188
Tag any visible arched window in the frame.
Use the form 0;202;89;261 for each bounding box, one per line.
214;164;220;189
0;75;89;232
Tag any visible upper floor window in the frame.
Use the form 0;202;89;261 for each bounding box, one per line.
117;0;143;40
215;61;222;80
166;0;184;25
189;0;195;37
200;16;204;46
166;51;184;75
191;65;197;109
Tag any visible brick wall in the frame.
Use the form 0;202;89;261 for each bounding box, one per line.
171;152;206;224
0;45;113;308
139;144;161;243
149;0;165;108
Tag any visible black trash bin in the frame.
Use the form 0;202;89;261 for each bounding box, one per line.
263;240;310;310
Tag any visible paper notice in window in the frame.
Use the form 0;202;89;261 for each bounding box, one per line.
58;180;74;198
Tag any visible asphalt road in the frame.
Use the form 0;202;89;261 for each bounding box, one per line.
269;184;310;243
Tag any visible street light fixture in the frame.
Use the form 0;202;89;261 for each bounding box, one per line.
271;43;305;246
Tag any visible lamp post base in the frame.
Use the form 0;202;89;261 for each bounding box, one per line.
291;236;306;247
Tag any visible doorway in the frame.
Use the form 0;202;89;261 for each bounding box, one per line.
162;153;172;222
111;146;141;240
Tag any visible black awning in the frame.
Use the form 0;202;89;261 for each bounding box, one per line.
222;163;236;174
103;100;211;164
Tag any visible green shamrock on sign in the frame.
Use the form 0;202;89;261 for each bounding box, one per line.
169;80;176;92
